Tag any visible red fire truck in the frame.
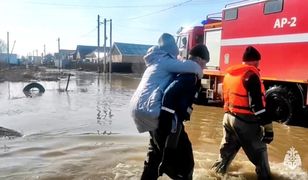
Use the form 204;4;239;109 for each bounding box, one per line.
177;0;308;124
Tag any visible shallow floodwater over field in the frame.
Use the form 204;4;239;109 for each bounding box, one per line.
0;71;307;179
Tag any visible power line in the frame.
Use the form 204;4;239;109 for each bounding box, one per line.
25;1;180;9
80;27;97;37
114;23;163;33
54;0;229;39
26;0;232;9
127;0;193;20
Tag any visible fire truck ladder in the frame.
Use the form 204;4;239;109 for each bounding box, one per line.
225;0;267;9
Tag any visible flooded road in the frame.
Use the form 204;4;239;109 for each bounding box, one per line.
0;71;307;180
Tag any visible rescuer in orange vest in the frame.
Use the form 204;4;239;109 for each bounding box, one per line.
212;46;273;180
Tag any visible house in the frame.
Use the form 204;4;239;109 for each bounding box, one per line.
54;49;75;68
74;45;110;63
64;43;152;73
111;42;152;63
110;42;153;73
59;49;75;61
32;56;43;65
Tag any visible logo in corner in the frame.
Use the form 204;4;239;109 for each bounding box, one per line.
283;146;302;170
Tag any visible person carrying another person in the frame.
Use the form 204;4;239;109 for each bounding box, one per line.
211;46;274;180
157;44;210;179
129;33;203;180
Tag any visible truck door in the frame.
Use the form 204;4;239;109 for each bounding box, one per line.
205;29;222;69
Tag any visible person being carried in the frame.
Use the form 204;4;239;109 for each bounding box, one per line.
149;44;210;180
211;46;273;180
129;33;203;180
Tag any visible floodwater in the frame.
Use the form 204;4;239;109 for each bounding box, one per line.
0;71;307;180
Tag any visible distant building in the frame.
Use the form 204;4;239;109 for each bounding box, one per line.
73;45;110;63
110;42;153;73
0;53;18;65
59;49;75;60
59;43;152;73
32;56;43;65
55;49;75;68
111;42;152;63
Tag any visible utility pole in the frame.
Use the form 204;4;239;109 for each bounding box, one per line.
109;19;112;74
103;18;107;73
36;49;38;64
7;32;9;68
43;44;46;65
33;50;35;64
98;16;112;73
97;15;100;67
58;37;60;72
26;52;29;69
44;44;46;59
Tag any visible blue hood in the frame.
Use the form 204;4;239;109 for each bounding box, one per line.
144;46;176;67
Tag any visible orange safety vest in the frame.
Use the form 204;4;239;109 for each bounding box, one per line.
223;64;266;115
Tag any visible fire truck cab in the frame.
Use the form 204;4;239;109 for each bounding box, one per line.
176;26;204;59
177;0;308;124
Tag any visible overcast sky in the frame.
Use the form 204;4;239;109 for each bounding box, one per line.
0;0;237;56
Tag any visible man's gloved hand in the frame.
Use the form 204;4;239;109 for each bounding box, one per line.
261;123;274;144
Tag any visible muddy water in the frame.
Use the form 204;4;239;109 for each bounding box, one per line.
0;71;307;180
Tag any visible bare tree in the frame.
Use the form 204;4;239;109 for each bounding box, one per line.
0;39;7;53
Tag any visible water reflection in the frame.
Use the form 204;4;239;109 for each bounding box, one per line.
0;71;139;136
96;96;113;135
0;71;307;179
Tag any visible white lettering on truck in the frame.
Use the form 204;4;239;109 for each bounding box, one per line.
274;17;297;28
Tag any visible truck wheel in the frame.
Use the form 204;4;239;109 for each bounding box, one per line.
265;86;300;124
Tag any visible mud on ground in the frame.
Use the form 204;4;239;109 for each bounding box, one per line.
0;66;69;82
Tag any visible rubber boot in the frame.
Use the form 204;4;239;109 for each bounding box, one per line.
141;136;161;180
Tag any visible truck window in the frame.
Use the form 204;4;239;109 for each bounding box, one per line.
176;36;187;49
224;8;238;20
178;36;188;59
264;0;283;14
195;35;203;44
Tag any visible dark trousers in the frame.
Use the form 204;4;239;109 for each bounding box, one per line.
141;123;194;180
212;113;271;180
141;73;197;179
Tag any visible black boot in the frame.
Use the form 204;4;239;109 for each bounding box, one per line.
141;134;162;180
141;160;159;180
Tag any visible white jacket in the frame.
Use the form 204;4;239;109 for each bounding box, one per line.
130;46;203;133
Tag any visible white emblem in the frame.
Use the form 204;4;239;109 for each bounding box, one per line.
283;146;302;170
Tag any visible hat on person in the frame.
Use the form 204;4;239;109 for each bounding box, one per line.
242;46;261;62
189;44;210;61
158;33;179;57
